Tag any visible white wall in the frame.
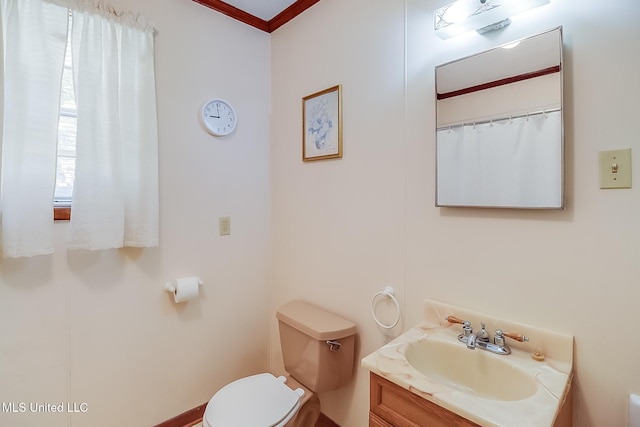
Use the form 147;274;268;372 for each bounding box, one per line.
271;0;640;426
270;0;407;424
3;0;640;426
0;0;272;425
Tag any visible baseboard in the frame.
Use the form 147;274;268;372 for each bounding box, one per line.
317;412;340;426
153;402;207;427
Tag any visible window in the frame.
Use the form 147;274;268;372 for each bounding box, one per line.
1;0;158;257
54;16;76;219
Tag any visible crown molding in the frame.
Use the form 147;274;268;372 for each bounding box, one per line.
193;0;320;33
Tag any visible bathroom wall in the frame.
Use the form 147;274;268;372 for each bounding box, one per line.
0;1;271;426
3;0;640;426
270;1;640;426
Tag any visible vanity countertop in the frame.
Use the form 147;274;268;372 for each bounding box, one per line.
361;299;573;427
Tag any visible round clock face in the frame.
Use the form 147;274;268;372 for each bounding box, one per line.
201;99;237;136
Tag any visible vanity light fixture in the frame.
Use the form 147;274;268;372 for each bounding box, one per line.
434;0;550;39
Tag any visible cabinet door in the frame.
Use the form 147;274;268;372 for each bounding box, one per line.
370;373;480;427
370;411;393;427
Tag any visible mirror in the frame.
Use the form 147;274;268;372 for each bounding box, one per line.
435;27;564;209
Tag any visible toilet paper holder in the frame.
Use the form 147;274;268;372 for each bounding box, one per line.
164;277;204;294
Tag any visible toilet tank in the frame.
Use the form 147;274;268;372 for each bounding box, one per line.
276;300;357;393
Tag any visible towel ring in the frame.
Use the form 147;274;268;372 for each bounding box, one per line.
371;286;400;329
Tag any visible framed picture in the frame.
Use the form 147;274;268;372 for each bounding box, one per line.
302;85;342;161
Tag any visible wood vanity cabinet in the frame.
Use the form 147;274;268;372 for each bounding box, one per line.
369;372;574;427
369;372;481;427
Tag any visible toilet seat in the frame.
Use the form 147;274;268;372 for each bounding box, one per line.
203;373;305;427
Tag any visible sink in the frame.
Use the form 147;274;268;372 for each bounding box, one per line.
405;336;538;401
361;299;574;427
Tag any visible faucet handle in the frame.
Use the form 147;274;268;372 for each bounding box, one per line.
446;316;473;339
502;331;529;342
445;315;466;325
494;329;529;346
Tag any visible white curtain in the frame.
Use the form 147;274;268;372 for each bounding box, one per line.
436;110;562;208
0;0;158;257
0;0;68;257
67;5;159;249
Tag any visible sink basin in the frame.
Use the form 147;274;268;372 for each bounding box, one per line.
362;300;574;427
405;337;537;401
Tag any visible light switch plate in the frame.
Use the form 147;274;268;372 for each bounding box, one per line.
219;216;231;235
599;148;632;189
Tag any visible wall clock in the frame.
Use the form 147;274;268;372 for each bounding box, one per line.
200;99;237;136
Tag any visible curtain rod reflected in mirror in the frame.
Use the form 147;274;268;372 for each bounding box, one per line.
437;107;560;131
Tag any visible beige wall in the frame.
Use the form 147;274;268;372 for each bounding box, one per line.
3;0;640;426
271;1;640;426
0;0;271;425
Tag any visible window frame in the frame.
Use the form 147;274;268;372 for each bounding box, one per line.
54;207;71;220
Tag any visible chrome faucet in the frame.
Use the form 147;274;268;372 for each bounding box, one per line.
445;316;529;356
466;331;477;350
462;321;476;350
465;322;489;350
476;323;490;343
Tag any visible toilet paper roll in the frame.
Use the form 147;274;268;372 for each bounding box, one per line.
172;277;200;303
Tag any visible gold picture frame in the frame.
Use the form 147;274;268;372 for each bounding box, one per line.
302;85;342;161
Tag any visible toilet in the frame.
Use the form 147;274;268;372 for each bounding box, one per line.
203;300;357;427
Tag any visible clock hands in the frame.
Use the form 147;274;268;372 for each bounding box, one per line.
208;104;222;119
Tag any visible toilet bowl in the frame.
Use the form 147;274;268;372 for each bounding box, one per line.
202;374;320;427
282;376;321;427
203;373;303;427
203;300;356;427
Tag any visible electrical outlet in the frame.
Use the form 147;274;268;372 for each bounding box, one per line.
219;217;231;235
599;149;632;189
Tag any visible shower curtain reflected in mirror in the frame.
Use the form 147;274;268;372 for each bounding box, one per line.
436;110;562;208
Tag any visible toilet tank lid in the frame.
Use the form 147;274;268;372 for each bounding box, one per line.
276;300;357;340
